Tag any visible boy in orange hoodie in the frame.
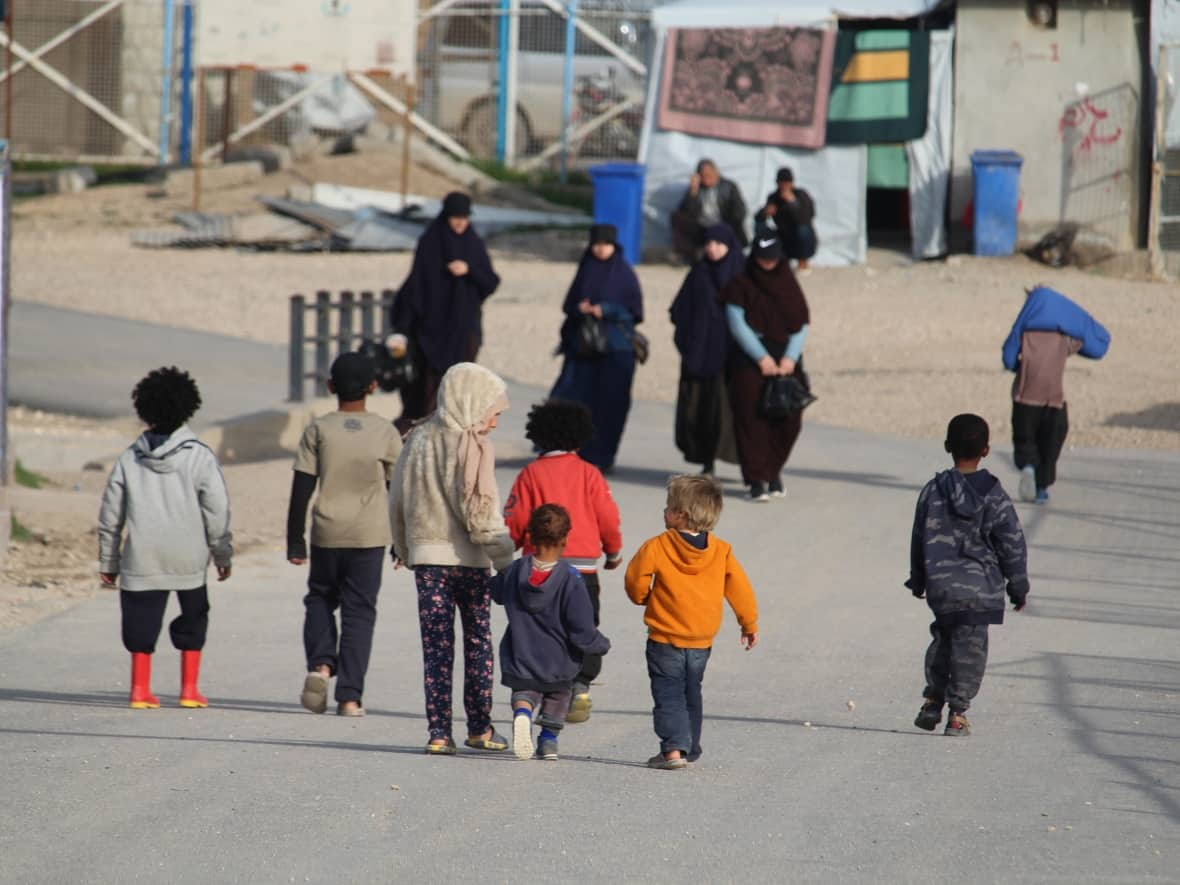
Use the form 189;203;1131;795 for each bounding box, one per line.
625;475;758;770
504;399;623;723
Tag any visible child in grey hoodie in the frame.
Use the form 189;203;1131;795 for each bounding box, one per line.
98;367;232;709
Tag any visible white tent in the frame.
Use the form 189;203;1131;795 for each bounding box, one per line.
639;0;951;265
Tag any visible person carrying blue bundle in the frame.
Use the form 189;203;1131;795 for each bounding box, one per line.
1001;285;1111;504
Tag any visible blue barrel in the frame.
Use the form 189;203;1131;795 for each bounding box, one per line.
970;150;1023;256
588;162;646;264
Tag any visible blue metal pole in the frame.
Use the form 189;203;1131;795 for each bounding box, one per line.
178;0;194;166
496;0;509;163
560;0;578;183
158;0;176;164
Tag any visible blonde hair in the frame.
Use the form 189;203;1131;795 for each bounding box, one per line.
666;474;723;532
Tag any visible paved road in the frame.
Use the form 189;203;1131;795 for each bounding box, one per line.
3;306;1179;883
9;301;289;423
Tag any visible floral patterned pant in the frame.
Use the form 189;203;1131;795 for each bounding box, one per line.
415;565;495;741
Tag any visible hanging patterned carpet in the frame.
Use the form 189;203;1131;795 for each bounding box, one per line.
657;27;837;149
825;29;930;145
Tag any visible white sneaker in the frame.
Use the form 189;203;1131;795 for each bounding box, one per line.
512;712;533;760
1018;465;1036;502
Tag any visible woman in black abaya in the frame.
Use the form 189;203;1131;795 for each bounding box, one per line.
670;223;744;474
392;192;500;433
551;224;644;471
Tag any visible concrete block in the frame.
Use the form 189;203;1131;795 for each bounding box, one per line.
164;161;265;197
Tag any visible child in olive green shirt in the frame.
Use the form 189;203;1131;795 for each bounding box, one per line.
286;352;402;717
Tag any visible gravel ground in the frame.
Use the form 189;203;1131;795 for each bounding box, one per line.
13;225;1180;450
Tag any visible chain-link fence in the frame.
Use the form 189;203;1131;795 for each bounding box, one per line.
0;0;178;164
1151;44;1180;279
1058;83;1139;263
416;0;654;169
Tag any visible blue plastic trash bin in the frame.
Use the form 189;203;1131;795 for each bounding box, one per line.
588;163;646;264
970;150;1023;256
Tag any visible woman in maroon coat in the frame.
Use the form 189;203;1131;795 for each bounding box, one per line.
720;236;811;502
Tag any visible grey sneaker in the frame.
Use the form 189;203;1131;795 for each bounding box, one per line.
647;752;688;770
536;738;559;761
1018;465;1036;502
944;712;971;737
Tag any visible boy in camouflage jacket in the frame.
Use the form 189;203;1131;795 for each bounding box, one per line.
905;414;1029;736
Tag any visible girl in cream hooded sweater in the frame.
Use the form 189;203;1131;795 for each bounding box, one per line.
389;363;515;754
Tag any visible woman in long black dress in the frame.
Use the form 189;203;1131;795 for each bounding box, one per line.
720;237;811;502
392;192;500;433
551;224;644;471
669;223;745;475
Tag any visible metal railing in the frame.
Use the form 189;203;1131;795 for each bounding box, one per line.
288;290;395;402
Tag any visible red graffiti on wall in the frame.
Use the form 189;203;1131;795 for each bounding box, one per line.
1058;98;1123;152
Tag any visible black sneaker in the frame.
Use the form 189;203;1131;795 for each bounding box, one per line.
536;738;559;760
914;700;943;731
768;478;785;498
749;482;769;502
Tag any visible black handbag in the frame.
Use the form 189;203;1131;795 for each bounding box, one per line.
758;372;817;420
629;329;650;365
574;314;609;358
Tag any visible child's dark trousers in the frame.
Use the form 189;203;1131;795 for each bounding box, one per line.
511;687;573;732
647;639;711;756
303;546;384;704
1012;402;1069;489
574;572;603;688
120;587;209;653
923;622;989;713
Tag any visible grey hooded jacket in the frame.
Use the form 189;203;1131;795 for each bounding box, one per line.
905;469;1029;624
98;426;232;591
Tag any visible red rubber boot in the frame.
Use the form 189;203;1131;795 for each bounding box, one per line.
179;650;208;708
129;653;160;709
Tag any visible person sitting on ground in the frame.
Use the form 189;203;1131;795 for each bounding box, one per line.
98;366;232;710
624;475;759;770
288;352;403;718
669;159;749;263
503;398;623;724
905;413;1029;738
754;167;818;271
493;503;611;761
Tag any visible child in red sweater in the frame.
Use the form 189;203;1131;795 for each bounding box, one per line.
503;399;623;722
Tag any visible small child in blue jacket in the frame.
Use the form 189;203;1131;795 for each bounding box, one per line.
492;503;610;761
905;414;1029;737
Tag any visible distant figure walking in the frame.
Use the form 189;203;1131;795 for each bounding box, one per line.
720;236;812;502
392;192;501;433
551;224;644;472
1001;285;1110;504
670;223;744;475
